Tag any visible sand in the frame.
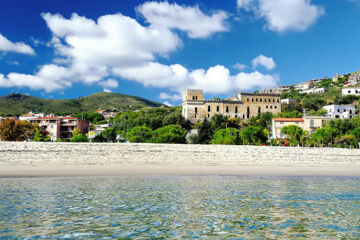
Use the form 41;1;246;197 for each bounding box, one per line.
0;142;359;177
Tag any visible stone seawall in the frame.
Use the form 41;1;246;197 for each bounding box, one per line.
0;142;359;176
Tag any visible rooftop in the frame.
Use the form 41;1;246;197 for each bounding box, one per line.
273;118;304;122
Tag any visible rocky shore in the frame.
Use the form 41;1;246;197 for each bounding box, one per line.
0;142;359;176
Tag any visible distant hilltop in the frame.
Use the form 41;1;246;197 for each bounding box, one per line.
0;92;162;116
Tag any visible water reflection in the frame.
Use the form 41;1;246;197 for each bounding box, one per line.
0;176;359;239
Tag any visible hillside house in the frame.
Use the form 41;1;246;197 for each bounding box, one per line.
323;105;355;119
342;87;360;96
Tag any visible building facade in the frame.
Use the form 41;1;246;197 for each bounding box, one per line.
342;87;360;96
323;104;356;119
29;117;89;141
300;87;328;94
281;99;297;105
272;116;331;139
182;90;281;123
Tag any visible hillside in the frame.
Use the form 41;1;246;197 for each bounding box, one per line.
0;92;162;116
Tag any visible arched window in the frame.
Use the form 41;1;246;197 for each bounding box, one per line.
258;107;261;114
235;106;238;113
226;106;229;113
195;107;198;114
208;106;211;112
217;106;220;112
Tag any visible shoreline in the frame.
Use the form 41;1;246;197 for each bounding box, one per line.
1;142;359;177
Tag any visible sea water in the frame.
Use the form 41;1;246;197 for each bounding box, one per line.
0;176;359;239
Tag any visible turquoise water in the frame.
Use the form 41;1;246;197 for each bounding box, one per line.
0;176;359;239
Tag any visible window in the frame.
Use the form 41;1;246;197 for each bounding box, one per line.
192;96;195;100
235;115;237;118
270;106;273;109
208;114;210;118
277;99;280;103
348;90;351;93
264;99;267;102
195;107;198;114
226;106;229;113
258;107;261;114
280;122;284;124
252;98;254;102
217;106;220;112
350;110;353;114
310;120;314;127
208;106;211;112
274;106;277;109
296;122;299;124
235;106;238;113
247;107;250;113
247;98;249;102
266;106;268;109
337;109;340;113
273;99;275;102
243;114;245;119
269;99;271;102
260;98;262;102
195;96;198;100
256;98;258;102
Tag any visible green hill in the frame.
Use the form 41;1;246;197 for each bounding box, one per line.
0;92;163;116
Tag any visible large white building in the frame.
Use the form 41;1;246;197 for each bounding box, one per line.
342;87;360;96
323;104;356;119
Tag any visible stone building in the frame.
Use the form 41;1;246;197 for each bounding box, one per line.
182;89;281;123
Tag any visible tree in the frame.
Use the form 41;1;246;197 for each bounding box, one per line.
70;127;88;142
310;127;340;147
101;127;117;142
126;126;153;143
281;125;304;146
0;119;36;141
197;118;213;144
211;128;242;145
241;126;268;145
70;134;89;142
33;128;50;142
152;125;187;144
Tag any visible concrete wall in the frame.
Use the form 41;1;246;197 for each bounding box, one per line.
0;142;359;168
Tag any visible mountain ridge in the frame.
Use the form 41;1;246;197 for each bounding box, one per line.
0;92;163;116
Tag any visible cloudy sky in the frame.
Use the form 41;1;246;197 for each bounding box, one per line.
0;0;359;105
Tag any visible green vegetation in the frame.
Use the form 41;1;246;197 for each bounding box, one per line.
281;125;305;146
70;128;89;142
152;125;187;144
0;92;162;116
211;128;242;145
73;112;105;124
33;128;50;142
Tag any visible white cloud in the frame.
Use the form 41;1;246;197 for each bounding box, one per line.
0;6;277;94
233;62;248;70
0;64;72;92
138;2;228;39
251;54;276;70
163;101;173;107
115;62;277;94
237;0;324;32
0;33;35;55
159;92;182;101
99;79;118;89
103;88;112;93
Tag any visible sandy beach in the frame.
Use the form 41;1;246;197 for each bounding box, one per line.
0;142;359;177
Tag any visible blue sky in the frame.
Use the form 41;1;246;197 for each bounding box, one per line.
0;0;359;105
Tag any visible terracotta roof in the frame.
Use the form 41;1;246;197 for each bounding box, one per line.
31;117;59;120
61;117;78;120
273;118;304;122
20;114;34;117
